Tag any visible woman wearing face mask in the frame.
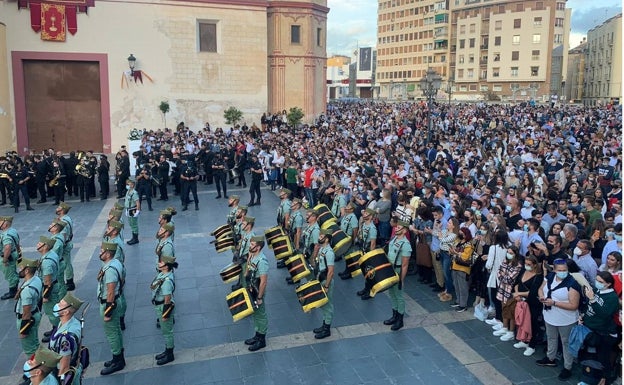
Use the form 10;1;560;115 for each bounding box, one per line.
48;293;84;384
578;271;620;385
536;258;581;381
449;228;474;313
599;252;623;299
151;255;178;366
493;246;523;342
511;255;543;356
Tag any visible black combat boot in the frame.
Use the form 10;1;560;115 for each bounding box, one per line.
248;333;266;351
100;351;126;375
127;233;139;245
383;310;398;326
156;348;174;365
244;332;259;345
391;313;404;331
65;279;76;291
314;323;331;339
1;286;17;300
104;348;124;368
313;322;327;334
155;348;167;360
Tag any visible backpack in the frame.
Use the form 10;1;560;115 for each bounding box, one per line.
546;272;589;314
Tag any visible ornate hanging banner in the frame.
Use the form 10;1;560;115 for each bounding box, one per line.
41;3;66;41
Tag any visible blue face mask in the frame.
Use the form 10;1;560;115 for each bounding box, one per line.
595;281;605;291
556;271;568;279
615;235;622;242
52;303;70;318
505;205;512;212
523;201;531;208
606;231;615;238
23;362;40;379
126;185;130;190
523;224;529;232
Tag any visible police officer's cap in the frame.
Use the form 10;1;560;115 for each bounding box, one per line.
109;220;124;231
243;216;255;224
58;202;71;212
101;242;118;252
18;258;39;270
39;236;56;249
162;223;175;233
62;293;84;311
161;255;176;265
33;346;62;369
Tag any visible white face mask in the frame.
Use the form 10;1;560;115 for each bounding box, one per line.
573;247;583;256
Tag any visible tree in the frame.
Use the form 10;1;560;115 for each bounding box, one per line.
223;106;243;126
286;107;304;128
159;101;170;127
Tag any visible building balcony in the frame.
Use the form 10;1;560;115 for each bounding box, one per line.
480;44;488;50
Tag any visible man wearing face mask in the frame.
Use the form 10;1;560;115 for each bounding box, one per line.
37;236;61;344
15;257;43;357
47;293;84;384
232;217;255;291
601;223;622;266
0;215;20;300
519;219;543;257
56;202;76;292
383;220;413;331
244;236;269;352
97;242;126;375
151;255;178;366
311;228;335;339
572;240;598;283
124;179;141;245
22;346;62;385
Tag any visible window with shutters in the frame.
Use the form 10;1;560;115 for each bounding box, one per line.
198;21;218;52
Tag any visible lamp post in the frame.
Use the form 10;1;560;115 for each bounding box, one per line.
446;76;454;105
419;68;442;144
127;54;137;77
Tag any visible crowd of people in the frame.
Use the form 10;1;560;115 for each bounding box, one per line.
1;99;622;385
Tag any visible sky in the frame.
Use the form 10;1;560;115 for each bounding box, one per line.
326;0;622;57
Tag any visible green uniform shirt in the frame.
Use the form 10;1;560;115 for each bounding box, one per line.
151;271;175;303
317;244;335;272
331;195;346;218
360;221;377;249
278;199;292;225
2;227;20;260
340;213;358;237
50;234;65;261
239;231;255;256
156;237;175;259
303;223;320;252
227;206;238;225
50;316;82;360
16;276;43;315
387;236;412;267
60;214;74;244
124;189;139;211
39;250;60;285
97;259;124;300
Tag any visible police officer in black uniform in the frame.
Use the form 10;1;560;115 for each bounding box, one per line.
10;161;34;213
136;163;154;211
180;156;199;211
248;153;263;206
34;155;50;203
212;151;227;199
157;154;170;201
0;157;12;205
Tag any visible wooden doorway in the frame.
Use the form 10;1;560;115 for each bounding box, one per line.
23;60;103;153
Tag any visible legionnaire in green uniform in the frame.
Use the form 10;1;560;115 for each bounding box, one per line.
287;209;320;285
97;242;126;375
56;202;76;291
124;179;141;245
232;216;255;291
22;346;62;385
157;207;177;241
232;205;248;244
151;255;178;365
37;236;61;343
287;198;305;253
312;229;335;339
15;258;43;356
276;189;292;269
243;236;269;352
104;220;126;264
331;186;347;220
383;220;412;331
155;223;175;262
356;208;378;296
48;219;67;301
337;203;358;262
0;215;20;300
48;293;84;385
226;195;240;226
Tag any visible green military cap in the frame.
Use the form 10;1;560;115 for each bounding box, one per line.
320;228;333;236
51;219;66;228
159;210;171;217
165;206;177;214
280;188;291;195
238;205;248;211
0;215;14;222
364;208;376;216
307;209;319;217
243;216;255;224
57;202;71;212
162;222;175;233
292;198;303;205
109;220;124;230
101;242;118;252
126;178;136;184
250;235;265;243
229;195;240;201
62;293;84;311
33;346;62;369
109;209;123;219
397;220;410;228
18;257;39;269
345;203;355;211
113;202;125;210
39;236;56;249
161;255;176;265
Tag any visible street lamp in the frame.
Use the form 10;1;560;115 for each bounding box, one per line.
419;68;442;144
446;76;454;105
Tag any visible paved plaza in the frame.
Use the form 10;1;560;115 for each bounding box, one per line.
0;183;599;385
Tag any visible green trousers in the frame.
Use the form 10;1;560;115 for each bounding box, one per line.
99;301;124;355
63;244;74;281
320;280;334;324
58;259;68;299
118;293;127;318
253;301;268;334
2;259;18;289
16;311;42;355
388;280;405;314
42;287;60;327
155;304;175;349
127;216;139;234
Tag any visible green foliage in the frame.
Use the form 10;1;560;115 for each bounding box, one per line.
286;107;304;128
224;106;243;126
159;101;170;126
